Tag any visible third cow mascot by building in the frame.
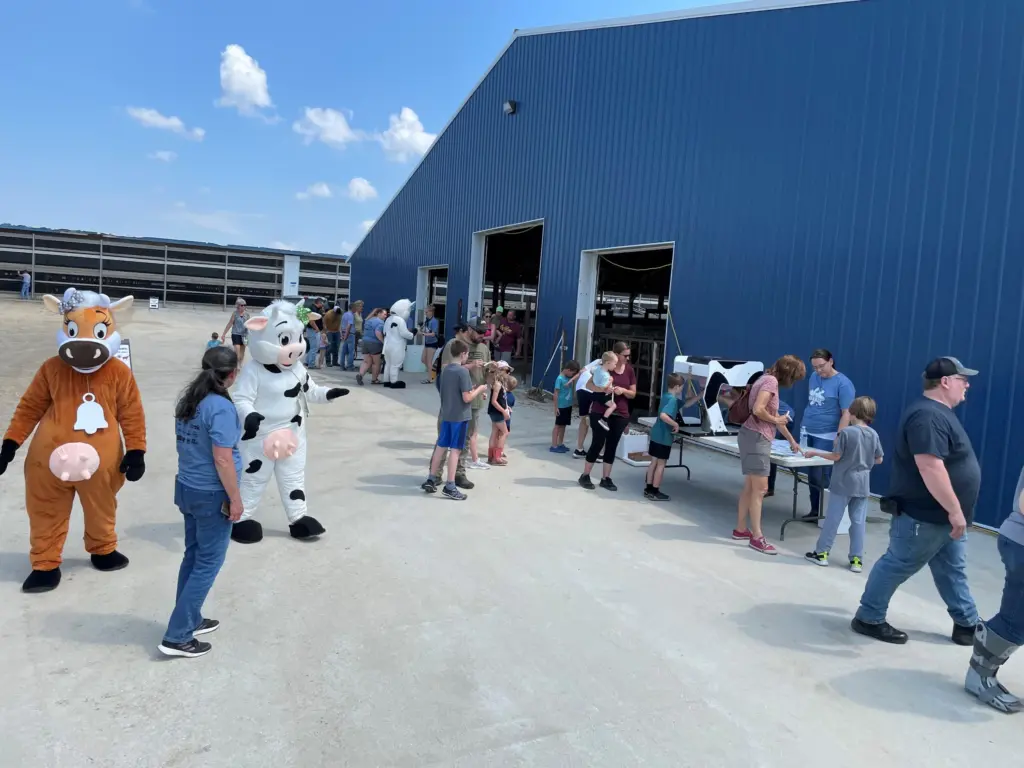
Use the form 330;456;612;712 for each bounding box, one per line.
0;288;146;593
230;300;349;544
382;299;415;389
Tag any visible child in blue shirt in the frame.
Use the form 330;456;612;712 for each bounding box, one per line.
551;360;581;453
645;373;684;501
207;332;222;349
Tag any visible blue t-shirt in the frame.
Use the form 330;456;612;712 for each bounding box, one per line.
175;393;242;491
423;317;440;346
554;374;574;408
650;393;680;446
341;311;355;332
206;340;220;349
362;316;385;342
803;371;855;435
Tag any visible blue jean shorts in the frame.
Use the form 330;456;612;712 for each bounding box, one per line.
437;420;469;450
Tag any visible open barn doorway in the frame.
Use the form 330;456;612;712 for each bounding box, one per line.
575;244;674;416
468;220;544;383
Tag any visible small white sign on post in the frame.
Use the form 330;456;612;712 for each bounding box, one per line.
115;339;133;371
149;297;160;310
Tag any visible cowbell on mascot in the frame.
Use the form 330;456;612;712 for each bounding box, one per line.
230;300;349;544
381;299;414;388
0;288;147;593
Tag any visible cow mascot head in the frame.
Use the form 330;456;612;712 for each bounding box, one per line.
382;299;415;388
244;300;315;369
43;288;134;373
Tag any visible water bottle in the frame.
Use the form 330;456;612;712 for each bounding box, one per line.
799;426;808;450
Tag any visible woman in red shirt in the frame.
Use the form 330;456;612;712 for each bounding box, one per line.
735;355;805;555
579;341;637;492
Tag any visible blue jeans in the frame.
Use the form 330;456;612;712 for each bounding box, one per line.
326;331;341;366
339;334;355;369
987;535;1024;645
304;327;319;367
805;434;833;515
163;480;233;644
855;513;978;627
815;493;869;559
20;283;30;299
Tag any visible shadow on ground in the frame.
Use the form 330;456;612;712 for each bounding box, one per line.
828;666;993;723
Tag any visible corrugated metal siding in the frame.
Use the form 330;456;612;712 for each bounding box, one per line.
352;0;1024;528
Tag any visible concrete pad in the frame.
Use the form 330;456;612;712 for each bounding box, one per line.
0;297;1020;767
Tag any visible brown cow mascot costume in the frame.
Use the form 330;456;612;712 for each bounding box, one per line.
0;288;147;593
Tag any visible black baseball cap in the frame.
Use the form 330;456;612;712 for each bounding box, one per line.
924;356;978;379
453;322;470;334
468;317;489;333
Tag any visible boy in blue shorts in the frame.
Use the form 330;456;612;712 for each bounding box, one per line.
423;339;488;500
645;373;685;501
551;360;581;453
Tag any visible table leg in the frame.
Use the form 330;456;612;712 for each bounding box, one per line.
675;440;690;480
779;469;800;541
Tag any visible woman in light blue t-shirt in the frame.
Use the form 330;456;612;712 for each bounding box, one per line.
159;345;242;659
803;348;855;519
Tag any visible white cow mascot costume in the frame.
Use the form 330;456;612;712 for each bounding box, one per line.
230;300;349;544
381;299;415;389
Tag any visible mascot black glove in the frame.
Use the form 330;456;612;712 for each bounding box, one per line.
242;412;265;441
119;449;146;482
326;388;349;400
0;439;20;477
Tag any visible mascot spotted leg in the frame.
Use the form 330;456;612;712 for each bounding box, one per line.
382;299;414;389
0;288;146;593
230;300;348;543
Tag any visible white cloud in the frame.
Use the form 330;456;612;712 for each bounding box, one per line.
293;107;365;149
216;44;274;118
167;203;260;236
377;107;435;162
148;150;177;162
127;107;205;141
361;219;375;233
270;241;298;250
347;177;377;202
295;182;332;201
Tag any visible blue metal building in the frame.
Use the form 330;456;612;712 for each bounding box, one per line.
350;0;1024;529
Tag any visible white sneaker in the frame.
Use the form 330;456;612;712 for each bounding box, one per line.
468;460;491;470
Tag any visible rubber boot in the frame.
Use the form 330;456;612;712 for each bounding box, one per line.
965;623;1022;714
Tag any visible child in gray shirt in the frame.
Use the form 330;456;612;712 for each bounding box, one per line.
803;396;884;572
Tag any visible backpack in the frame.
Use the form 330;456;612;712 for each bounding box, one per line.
726;371;765;426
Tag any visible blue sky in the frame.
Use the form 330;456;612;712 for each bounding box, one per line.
0;0;725;256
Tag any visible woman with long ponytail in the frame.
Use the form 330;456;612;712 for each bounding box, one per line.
159;345;242;659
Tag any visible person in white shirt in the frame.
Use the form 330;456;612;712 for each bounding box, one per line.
572;358;603;459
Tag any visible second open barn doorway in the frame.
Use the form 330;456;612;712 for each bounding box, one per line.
469;221;544;383
575;245;674;416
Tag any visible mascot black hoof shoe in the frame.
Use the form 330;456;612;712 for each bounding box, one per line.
231;519;264;544
91;550;129;571
390;381;407;389
22;568;62;593
289;516;326;539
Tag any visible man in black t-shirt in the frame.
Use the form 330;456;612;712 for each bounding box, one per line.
853;357;982;645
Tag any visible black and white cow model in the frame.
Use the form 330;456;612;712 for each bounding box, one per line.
230;300;348;544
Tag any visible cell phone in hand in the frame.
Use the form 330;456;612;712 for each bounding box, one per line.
222;501;231;517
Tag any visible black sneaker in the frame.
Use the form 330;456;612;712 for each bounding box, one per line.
599;477;618;492
455;475;475;490
421;479;437;494
801;512;820;522
573;449;586;459
441;484;467;501
851;618;908;645
598;419;609;430
356;373;364;386
805;551;829;567
952;623;977;646
158;638;212;658
578;474;595;490
649;490;669;501
193;618;220;636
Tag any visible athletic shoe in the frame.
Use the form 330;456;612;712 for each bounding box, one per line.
421;479;437;494
599;477;618;492
645;489;670;501
748;536;778;555
193;618;220;636
578;474;595;490
731;529;753;541
805;551;829;567
158;639;212;658
573;449;586;459
851;618;908;644
598;419;609;430
441;484;467;501
455;476;475;490
550;445;570;454
849;557;863;573
356;374;364;386
468;460;491;470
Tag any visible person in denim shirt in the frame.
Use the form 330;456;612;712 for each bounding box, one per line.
159;346;243;658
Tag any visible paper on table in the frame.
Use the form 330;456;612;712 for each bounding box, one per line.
771;439;797;455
